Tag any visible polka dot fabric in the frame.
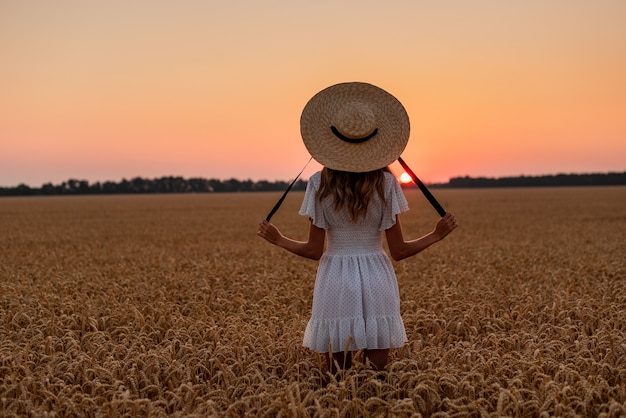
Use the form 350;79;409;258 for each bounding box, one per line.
299;171;409;353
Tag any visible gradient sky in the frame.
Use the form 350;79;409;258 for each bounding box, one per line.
1;1;625;187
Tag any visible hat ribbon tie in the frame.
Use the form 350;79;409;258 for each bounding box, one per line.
398;157;447;217
265;156;313;221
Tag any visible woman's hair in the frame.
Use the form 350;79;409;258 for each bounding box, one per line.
317;167;389;222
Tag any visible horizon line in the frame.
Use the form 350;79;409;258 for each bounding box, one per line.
2;169;626;189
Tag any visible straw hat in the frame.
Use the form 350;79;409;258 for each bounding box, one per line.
300;82;410;172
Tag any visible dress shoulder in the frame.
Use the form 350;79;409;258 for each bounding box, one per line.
298;171;328;229
379;171;409;231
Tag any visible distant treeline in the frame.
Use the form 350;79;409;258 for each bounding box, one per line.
1;172;624;196
0;177;307;196
440;172;626;188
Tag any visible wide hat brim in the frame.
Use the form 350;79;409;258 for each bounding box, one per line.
300;82;410;173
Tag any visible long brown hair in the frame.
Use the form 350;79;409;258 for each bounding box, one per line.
316;167;389;222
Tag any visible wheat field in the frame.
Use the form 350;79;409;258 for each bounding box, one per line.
1;186;625;417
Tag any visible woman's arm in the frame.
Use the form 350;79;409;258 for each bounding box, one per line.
257;219;326;260
385;212;458;261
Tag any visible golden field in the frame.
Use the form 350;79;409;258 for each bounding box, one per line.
1;186;625;417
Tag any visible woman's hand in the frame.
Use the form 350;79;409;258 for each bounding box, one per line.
257;219;325;260
257;220;283;245
434;212;458;240
385;212;458;261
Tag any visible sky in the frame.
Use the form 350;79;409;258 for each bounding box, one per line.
1;1;625;187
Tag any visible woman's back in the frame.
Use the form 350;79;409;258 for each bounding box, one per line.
300;171;407;255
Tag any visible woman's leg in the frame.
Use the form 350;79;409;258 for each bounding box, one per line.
328;351;352;373
364;349;389;370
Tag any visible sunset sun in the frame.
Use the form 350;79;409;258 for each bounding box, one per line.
399;172;413;184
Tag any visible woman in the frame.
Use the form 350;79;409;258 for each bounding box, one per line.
258;82;457;372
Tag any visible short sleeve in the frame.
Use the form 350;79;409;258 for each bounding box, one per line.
298;171;329;229
380;171;409;231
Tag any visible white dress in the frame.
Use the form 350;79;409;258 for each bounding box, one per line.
299;171;409;353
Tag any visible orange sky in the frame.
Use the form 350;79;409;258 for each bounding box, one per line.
1;1;625;187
